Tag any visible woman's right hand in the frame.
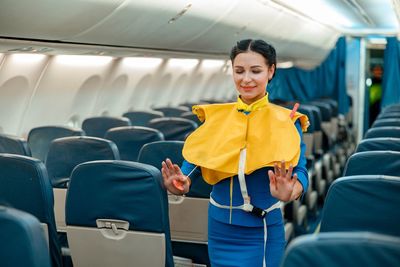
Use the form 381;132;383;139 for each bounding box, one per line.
161;158;190;195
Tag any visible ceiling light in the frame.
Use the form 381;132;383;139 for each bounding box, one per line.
55;55;113;66
122;57;163;68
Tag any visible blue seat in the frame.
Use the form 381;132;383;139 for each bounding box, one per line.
181;111;202;126
281;232;400;267
27;126;84;162
0;133;31;156
82;116;131;138
0;154;62;267
377;112;400;120
46;136;120;187
105;126;164;161
66;160;174;267
355;137;400;152
364;126;400;139
372;118;400;128
320;175;400;236
123;110;164;126
343;151;400;176
138;140;211;265
382;104;400;113
147;118;197;141
153;106;189;117
0;205;51;267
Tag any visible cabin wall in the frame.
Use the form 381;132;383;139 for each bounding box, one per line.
0;53;233;137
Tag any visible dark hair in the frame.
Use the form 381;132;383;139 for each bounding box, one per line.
230;39;277;80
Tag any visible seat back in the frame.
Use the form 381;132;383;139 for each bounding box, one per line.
372;118;400;128
320;175;400;236
297;106;315;157
181;111;202;126
364;126;400;139
282;232;400;267
0;206;51;267
377;112;400;120
343;151;400;176
46;136;120;187
105;126;164;161
66;160;174;267
123;110;164;126
355;137;400;152
138;140;184;169
0;133;31;156
27;126;84;162
153;106;189;117
82;116;131;138
147;118;197;141
0;154;62;267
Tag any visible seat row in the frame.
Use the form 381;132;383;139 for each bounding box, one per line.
280;103;400;266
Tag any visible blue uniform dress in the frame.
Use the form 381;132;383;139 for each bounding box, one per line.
181;120;308;267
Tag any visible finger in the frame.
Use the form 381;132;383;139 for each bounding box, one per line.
161;161;171;176
292;173;298;185
274;163;280;177
161;167;169;182
286;164;293;179
280;160;286;176
268;170;277;190
166;158;175;171
173;164;184;177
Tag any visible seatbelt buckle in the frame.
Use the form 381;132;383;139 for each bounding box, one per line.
251;206;266;218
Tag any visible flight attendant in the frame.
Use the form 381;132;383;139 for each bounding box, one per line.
162;39;309;267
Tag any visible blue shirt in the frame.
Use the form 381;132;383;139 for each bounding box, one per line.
181;120;308;227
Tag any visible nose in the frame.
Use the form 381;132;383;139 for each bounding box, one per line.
243;71;252;83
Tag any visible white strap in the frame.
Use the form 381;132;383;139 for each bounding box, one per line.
263;218;267;267
238;148;253;211
210;196;281;214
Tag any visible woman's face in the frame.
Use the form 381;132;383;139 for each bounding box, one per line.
232;51;275;105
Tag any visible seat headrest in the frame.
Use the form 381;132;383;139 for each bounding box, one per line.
355;137;400;152
0;206;51;267
82;116;131;138
364;126;400;139
105;126;164;161
282;232;400;267
27;125;84;162
138;140;184;169
320;175;400;236
0;134;31;156
343;151;400;176
123;111;164;126
46;136;120;186
147;118;197;141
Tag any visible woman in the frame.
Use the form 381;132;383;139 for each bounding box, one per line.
161;39;309;267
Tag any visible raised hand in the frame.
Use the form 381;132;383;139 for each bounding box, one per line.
268;160;298;202
161;158;190;195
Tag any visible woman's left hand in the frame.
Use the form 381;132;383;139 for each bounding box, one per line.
268;160;299;202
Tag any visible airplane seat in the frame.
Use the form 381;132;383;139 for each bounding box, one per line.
320;175;400;236
281;232;400;267
153;106;190;117
0;154;62;267
381;104;400;113
104;126;164;161
0;133;31;156
181;111;202;125
355;137;400;153
364;126;400;139
371;118;400;128
138;140;212;266
27;126;84;162
147;117;198;141
66;160;174;267
46;136;120;232
0;205;51;267
123;110;164;126
82;116;131;138
343;151;400;176
376;111;400;120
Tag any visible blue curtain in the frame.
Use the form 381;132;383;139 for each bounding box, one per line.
381;37;400;108
268;37;349;114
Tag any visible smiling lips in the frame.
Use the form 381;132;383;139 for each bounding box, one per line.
241;86;255;91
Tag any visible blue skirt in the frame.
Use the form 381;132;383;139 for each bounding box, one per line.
208;216;286;267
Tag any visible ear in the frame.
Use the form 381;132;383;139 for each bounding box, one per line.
268;64;276;80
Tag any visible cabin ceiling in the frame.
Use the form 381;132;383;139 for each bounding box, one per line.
0;0;398;69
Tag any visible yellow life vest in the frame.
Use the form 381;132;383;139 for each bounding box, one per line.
182;99;309;185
